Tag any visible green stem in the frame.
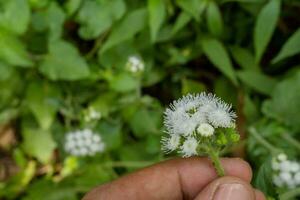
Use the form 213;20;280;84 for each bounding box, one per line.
281;133;300;152
207;149;225;177
248;127;281;154
279;187;300;200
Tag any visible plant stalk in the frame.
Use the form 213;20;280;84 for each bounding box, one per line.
208;149;225;177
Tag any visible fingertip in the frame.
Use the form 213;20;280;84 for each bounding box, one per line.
254;189;266;200
221;158;253;182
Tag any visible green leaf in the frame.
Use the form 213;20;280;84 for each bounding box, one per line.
0;0;30;35
22;122;56;164
176;0;207;21
237;70;277;95
171;12;192;35
26;82;60;130
201;37;237;85
148;0;166;42
46;2;66;41
76;0;126;39
64;0;82;16
96;120;122;150
182;78;206;94
0;29;33;67
206;1;223;37
230;46;260;71
254;158;277;196
0;61;13;81
40;40;90;80
272;28;300;63
90;92;117;118
262;71;300;131
254;0;281;63
129;107;162;138
109;73;139;92
101;8;147;53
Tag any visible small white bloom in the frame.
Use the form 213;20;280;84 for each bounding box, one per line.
180;137;198;157
273;175;284;187
162;135;181;153
197;123;214;137
290;162;300;172
64;129;105;157
280;160;292;172
278;153;287;161
279;171;292;182
294;172;300;184
126;56;145;73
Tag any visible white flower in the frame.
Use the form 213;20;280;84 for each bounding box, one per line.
84;107;101;122
272;153;300;189
207;101;236;128
180;137;198;157
126;56;145;73
64;129;105;157
197;123;214;137
161;135;181;153
164;93;236;137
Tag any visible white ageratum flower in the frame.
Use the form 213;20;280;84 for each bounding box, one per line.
126;55;145;73
272;153;300;189
164;93;236;136
180;137;198;157
64;129;105;157
84;107;101;122
161;135;181;153
197;123;214;137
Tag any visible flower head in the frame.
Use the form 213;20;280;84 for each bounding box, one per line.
164;93;236;136
126;55;145;73
180;137;198;157
272;153;300;189
197;123;214;137
64;129;105;157
161;134;181;153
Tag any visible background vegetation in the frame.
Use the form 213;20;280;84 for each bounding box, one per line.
0;0;300;199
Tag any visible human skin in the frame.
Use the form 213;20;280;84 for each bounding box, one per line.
83;157;266;200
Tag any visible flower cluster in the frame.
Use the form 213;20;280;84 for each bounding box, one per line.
64;129;105;157
126;55;145;73
162;93;239;157
272;153;300;189
83;107;101;122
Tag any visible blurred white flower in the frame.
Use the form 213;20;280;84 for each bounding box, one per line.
197;123;214;137
180;137;198;157
272;153;300;189
84;107;101;122
161;134;181;153
164;93;236;136
64;129;105;157
126;55;144;73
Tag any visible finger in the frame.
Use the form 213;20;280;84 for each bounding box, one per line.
83;157;252;200
254;189;266;200
194;176;255;200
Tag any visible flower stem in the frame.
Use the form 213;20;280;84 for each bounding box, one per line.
279;187;300;200
207;148;225;177
248;127;281;155
281;133;300;152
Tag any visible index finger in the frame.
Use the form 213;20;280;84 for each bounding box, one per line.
83;157;252;200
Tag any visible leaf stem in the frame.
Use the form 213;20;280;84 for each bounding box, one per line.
281;133;300;151
279;187;300;200
248;127;281;154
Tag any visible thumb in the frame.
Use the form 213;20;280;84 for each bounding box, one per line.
195;176;256;200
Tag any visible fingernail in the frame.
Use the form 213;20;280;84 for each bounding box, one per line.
213;183;252;200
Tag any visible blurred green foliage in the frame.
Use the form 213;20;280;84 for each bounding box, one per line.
0;0;299;199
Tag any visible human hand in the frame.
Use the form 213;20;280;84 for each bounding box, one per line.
83;157;266;200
